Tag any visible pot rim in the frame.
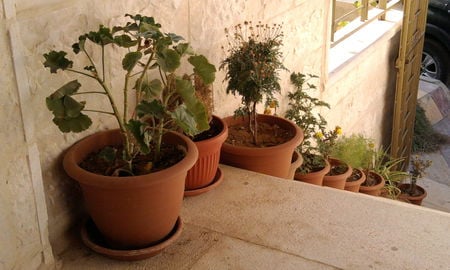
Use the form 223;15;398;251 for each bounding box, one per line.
222;114;304;154
63;129;198;188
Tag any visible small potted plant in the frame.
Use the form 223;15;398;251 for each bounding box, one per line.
219;21;303;178
43;14;215;259
329;134;372;192
285;72;331;185
317;127;353;190
371;148;408;199
398;155;432;205
184;76;228;196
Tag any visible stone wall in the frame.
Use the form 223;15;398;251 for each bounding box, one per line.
1;0;401;268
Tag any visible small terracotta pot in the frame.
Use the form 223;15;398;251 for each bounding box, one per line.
294;159;330;186
345;168;366;192
322;158;353;190
398;184;427;205
185;115;228;191
288;150;303;179
220;114;303;178
63;129;198;250
359;171;385;196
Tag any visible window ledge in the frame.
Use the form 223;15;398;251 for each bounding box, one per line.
329;9;404;74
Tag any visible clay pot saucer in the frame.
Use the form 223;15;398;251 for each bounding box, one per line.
81;216;183;261
184;167;224;197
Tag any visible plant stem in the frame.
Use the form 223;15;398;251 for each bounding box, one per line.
82;46;132;163
67;69;97;79
82;109;115;115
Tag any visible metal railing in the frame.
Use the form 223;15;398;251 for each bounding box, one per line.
331;0;402;47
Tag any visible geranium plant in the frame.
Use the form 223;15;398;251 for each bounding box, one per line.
44;14;216;176
220;21;285;144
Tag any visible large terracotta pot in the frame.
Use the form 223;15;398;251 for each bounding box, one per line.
294;158;330;186
220;114;303;178
185;115;228;191
359;171;385;196
63;129;198;249
398;183;427;205
288;150;303;179
344;168;366;192
322;158;353;190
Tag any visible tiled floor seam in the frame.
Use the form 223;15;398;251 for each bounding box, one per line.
185;221;343;270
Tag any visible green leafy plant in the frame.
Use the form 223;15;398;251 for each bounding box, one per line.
285;72;331;174
44;14;216;175
371;147;408;198
413;105;449;152
220;21;285;144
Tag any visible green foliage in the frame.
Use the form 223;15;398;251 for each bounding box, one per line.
43;14;216;174
284;72;331;173
372;147;408;199
413;105;449;152
329;134;373;169
220;21;285;143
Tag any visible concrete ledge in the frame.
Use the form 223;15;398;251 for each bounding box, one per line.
57;165;450;269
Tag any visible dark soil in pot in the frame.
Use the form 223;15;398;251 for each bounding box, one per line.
226;121;295;147
79;144;185;176
192;116;223;142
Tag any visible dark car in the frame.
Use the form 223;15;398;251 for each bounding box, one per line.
421;0;450;85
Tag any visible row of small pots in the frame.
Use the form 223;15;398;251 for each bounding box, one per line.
293;157;386;196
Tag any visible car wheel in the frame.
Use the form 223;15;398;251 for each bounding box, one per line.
421;39;449;84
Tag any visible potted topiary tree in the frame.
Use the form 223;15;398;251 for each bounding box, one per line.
43;14;215;260
285;72;331;185
219;21;303;178
398;155;432;205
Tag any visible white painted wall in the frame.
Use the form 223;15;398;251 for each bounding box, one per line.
0;0;400;268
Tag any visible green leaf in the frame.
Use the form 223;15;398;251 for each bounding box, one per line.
175;43;192;56
175;78;209;133
72;35;87;54
122;51;142;71
125;120;151;154
43;51;73;73
157;48;180;72
139;79;162;99
114;34;138;48
136;100;165;119
48;80;81;99
138;22;162;39
188;55;216;84
167;33;184;43
170;105;199;137
63;96;85;118
52;114;92;133
86;25;114;45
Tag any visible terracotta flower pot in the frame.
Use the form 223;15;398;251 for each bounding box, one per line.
185;115;228;192
294;158;330;186
322;158;353;190
288;150;303;179
398;183;427;205
345;168;366;192
63;129;198;250
359;171;385;196
220;114;303;178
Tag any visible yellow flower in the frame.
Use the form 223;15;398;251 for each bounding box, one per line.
315;132;324;139
269;100;277;108
368;142;375;149
335;126;342;135
263;108;272;115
